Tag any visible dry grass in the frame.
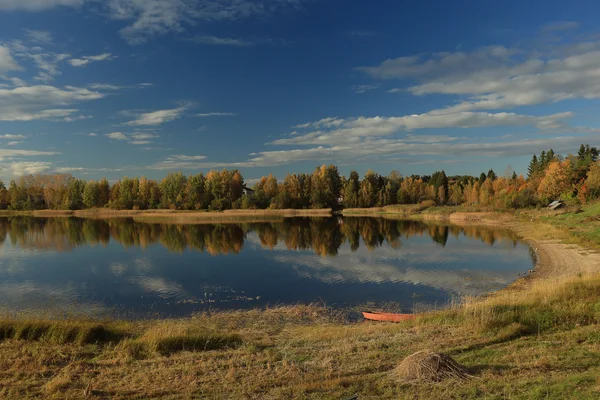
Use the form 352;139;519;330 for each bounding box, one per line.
135;320;243;356
222;209;332;216
131;209;332;224
458;274;600;338
0;208;334;224
75;208;331;216
0;208;335;224
32;210;75;216
3;280;600;398
343;202;437;216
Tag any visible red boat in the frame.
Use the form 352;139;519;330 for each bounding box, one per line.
362;311;416;322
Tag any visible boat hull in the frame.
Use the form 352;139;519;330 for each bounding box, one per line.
362;311;416;322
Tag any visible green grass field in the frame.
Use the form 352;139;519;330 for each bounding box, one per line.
538;201;600;249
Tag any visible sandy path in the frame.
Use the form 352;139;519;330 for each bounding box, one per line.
514;237;600;281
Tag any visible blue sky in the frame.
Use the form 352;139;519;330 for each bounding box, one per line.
0;0;599;182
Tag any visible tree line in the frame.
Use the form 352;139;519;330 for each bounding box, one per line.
0;144;598;211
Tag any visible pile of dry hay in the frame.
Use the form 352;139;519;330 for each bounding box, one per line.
393;350;473;383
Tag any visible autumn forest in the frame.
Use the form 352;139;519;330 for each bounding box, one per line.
0;144;598;212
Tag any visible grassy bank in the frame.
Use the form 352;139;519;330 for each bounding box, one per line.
129;208;332;224
1;204;600;398
0;208;333;223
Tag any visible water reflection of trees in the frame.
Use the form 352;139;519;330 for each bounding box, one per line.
0;217;522;256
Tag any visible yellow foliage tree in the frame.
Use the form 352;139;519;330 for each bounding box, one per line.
585;162;600;197
537;160;572;201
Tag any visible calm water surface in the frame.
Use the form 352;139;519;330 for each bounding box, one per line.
0;217;534;318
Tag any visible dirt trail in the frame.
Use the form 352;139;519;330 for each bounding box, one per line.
530;239;600;279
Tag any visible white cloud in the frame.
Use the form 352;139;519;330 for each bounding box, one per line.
26;52;71;82
88;83;124;90
353;84;379;94
357;45;520;80
169;154;207;161
54;166;123;174
54;167;85;173
0;46;21;74
251;134;599;167
129;132;157;145
6;39;41;53
68;60;89;67
0;134;26;140
107;0;195;44
542;21;580;32
106;0;306;44
293;117;345;129
0;85;104;121
8;161;52;175
130;132;156;140
7;77;27;87
148;155;245;170
88;82;151;90
0;148;59;177
0;149;58;157
273;111;573;146
3;109;77;121
0;0;83;11
358;42;600;113
188;36;253;46
68;53;115;67
23;29;53;44
1;1;304;44
63;115;93;122
105;131;158;145
143;106;595;169
106;132;128;140
4;29;110;88
196;112;236;117
124;105;189;126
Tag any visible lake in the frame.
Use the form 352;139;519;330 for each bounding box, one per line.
0;216;534;318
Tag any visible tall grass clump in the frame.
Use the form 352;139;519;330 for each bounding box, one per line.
136;321;242;356
0;319;125;345
461;275;600;337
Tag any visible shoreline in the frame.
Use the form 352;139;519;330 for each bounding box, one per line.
0;208;333;223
